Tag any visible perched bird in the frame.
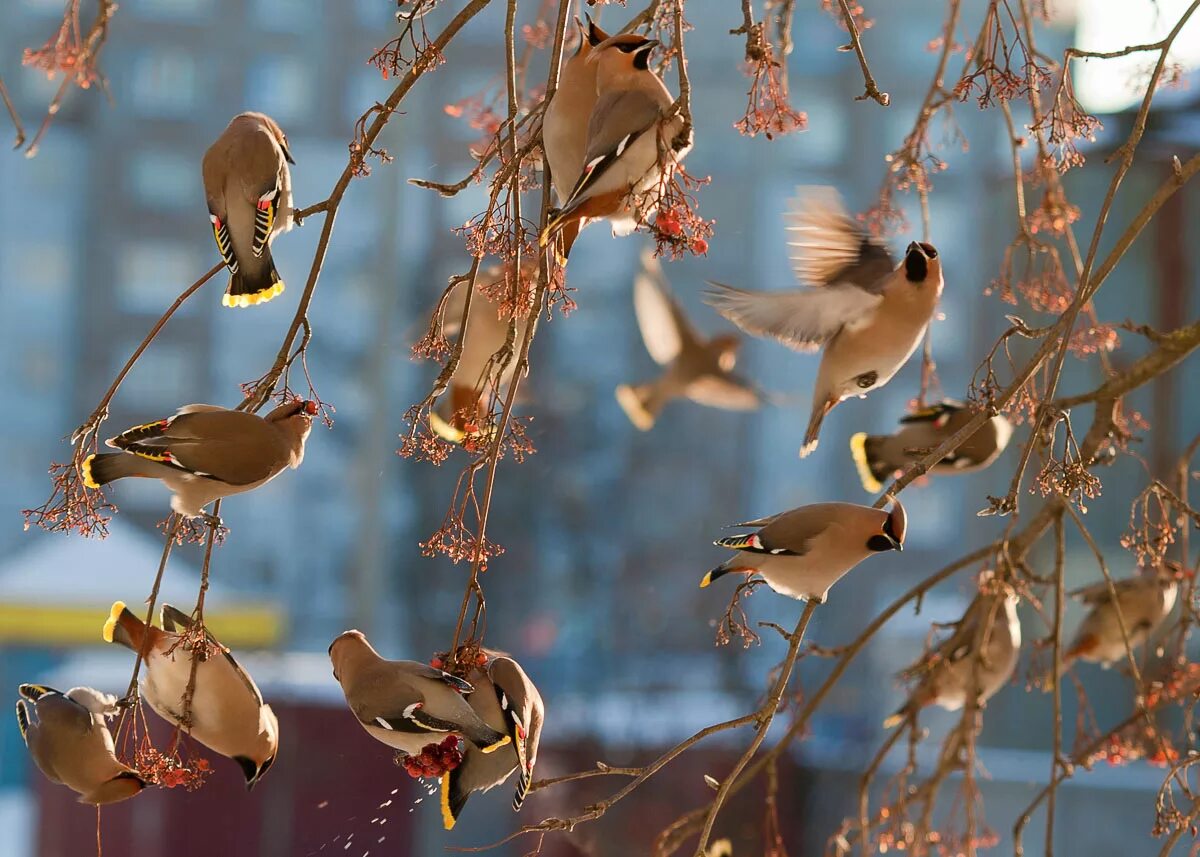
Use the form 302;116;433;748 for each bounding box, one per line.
429;268;529;445
102;602;279;790
328;631;511;760
15;684;147;805
540;33;690;248
616;249;761;430
849;400;1013;493
543;15;610;205
702;496;906;602
542;15;611;259
202;112;295;308
1063;564;1184;668
884;588;1021;728
441;651;545;830
707;188;943;457
81;400;317;524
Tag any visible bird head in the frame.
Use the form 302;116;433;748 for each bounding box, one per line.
867;495;907;552
903;241;939;284
582;13;610;49
589;34;660;72
328;629;371;681
235;753;276;792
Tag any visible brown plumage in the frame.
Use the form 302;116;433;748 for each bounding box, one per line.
102;602;279;790
707;188;943;457
884;589;1021;728
15;684;147;805
540;33;690;248
1063;565;1183;668
81;400;316;523
616;249;761;430
328;631;510;759
202;112;295;308
440;651;545;830
702;497;906;602
428;268;530;444
849;400;1013;492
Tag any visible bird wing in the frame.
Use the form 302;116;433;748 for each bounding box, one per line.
1070;577;1143;605
684;374;762;411
784;187;895;291
410;664;475;695
160;605;266;707
898;400;966;425
633;257;699;365
719;507;831;556
122;411;283;485
565;89;663;206
705;281;883;352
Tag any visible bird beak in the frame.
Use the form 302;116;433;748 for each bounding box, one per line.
888;534;903;551
905;241;926;259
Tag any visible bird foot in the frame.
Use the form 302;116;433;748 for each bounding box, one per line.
200;513;225;531
115;694;139;710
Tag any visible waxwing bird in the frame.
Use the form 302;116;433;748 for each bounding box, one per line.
328;631;511;760
706;188;944;457
428;268;530;445
540;33;691;248
1063;563;1184;668
884;588;1021;728
202;112;295;308
850;400;1013;493
15;684;147;805
616;249;761;430
441;651;545;830
102;602;279;790
702;496;906;602
81;400;317;524
542;16;610;259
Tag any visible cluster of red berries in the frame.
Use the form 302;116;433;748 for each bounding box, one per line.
654;209;708;255
400;736;464;779
430;650;489;671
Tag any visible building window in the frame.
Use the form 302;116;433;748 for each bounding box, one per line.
116;241;204;313
130;50;198;116
128;150;198;208
253;0;319;31
131;0;211;19
245;56;310;124
9;241;70;296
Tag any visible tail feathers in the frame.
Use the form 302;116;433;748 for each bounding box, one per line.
82;453;162;488
14;700;30;744
223;254;285;308
441;768;470;830
615;383;658;431
81;771;147;806
882;707;909;729
849;433;885;493
102;601;148;653
513;769;531;811
1064;633;1097;662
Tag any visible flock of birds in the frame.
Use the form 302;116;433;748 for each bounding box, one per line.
13;13;1188;839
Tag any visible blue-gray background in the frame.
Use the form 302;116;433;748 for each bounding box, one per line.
0;0;1197;854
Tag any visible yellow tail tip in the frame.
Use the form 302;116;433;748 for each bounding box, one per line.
440;771;456;830
849;433;882;493
81;454;100;490
614;385;654;431
480;734;511;754
223;281;285;309
699;571;713;589
882;712;904;729
102;601;126;643
429;410;466;445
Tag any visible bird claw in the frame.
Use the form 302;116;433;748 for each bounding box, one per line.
200;513;224;531
115;694;138;710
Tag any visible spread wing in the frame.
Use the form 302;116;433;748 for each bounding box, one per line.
684;374;762;411
564;89;662;207
633;254;699;365
784;187;895;289
705;281;882;352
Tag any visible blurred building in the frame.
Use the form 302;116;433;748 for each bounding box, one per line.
0;0;1197;855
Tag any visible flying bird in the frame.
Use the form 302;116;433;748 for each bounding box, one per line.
1063;564;1184;668
702;496;906;602
707;187;943;457
616;249;761;430
849;400;1013;492
15;684;147;805
441;651;545;830
540;33;691;250
328;631;511;761
428;268;529;444
203;112;295;308
884;587;1021;728
103;602;279;790
81;400;317;525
